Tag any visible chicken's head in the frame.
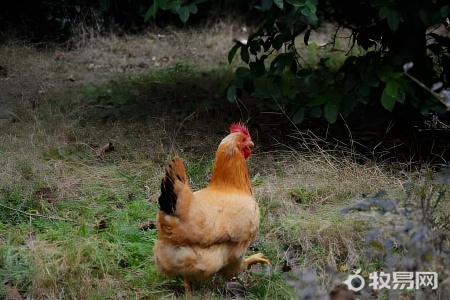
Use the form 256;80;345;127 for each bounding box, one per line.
230;123;254;159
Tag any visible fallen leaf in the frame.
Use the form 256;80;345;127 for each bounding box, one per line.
96;141;114;159
96;218;109;231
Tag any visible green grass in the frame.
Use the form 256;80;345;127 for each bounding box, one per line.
0;183;162;298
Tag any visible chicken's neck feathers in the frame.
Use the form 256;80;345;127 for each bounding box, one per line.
208;143;252;194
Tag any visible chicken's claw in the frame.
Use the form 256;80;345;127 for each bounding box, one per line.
244;253;271;269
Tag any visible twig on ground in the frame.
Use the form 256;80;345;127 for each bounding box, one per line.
0;203;78;223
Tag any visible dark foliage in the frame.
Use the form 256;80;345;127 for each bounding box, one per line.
0;0;253;43
226;0;450;124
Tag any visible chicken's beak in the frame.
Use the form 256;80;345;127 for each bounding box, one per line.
248;141;254;148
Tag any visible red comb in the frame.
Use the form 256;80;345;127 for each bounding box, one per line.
230;123;250;137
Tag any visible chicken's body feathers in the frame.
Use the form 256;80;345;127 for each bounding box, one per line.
154;124;269;293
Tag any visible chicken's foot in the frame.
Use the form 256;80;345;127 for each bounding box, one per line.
243;253;271;269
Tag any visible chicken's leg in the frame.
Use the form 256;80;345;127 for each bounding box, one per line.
243;253;271;269
183;276;192;295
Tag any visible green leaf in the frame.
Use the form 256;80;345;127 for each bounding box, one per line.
395;89;405;104
261;0;273;10
378;7;404;31
228;44;240;64
168;1;182;12
271;54;293;74
263;38;273;51
381;89;396;111
383;9;403;31
379;6;389;19
300;7;311;16
385;80;398;98
304;0;316;13
292;108;305;124
274;0;284;9
226;85;237;102
376;65;394;82
249;40;261;55
235;67;250;78
144;3;158;22
287;84;301;99
304;10;318;27
179;6;190;23
158;0;169;10
324;102;339;124
420;9;430;27
187;3;198;14
441;5;450;17
272;33;290;50
240;46;250;64
289;0;305;8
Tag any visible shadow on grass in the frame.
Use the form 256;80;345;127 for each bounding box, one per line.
66;61;244;125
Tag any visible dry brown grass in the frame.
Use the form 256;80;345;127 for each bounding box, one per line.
252;145;401;271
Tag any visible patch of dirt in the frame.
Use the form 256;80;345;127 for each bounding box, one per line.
0;19;249;125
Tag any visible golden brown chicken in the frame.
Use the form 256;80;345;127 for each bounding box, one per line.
154;123;270;294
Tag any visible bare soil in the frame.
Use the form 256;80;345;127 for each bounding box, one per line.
0;20;249;126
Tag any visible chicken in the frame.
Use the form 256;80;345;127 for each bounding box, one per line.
154;123;270;294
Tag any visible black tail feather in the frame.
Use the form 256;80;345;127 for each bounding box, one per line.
158;156;187;215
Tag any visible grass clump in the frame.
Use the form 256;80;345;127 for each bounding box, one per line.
0;233;33;299
254;149;392;272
